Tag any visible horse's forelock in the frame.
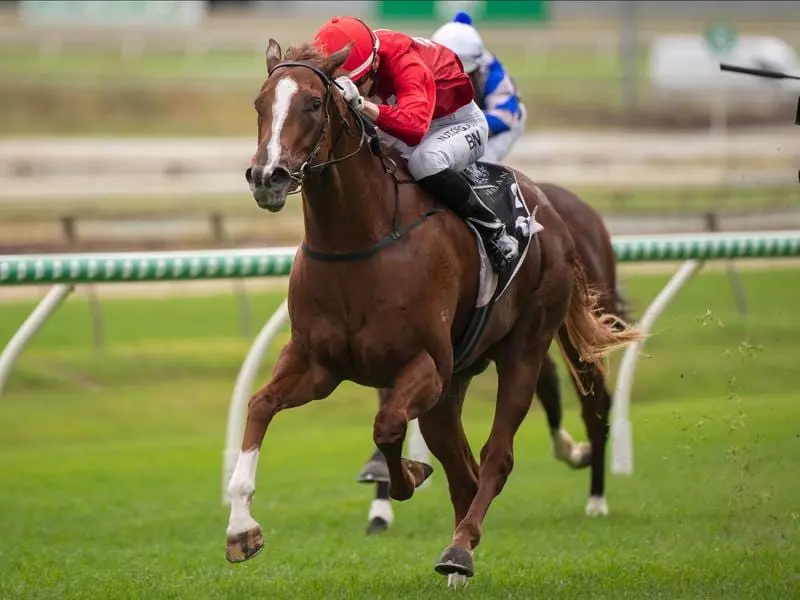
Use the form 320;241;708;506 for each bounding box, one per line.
283;43;327;68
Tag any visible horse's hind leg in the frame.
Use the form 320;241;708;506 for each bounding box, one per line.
535;354;562;433
557;329;612;517
537;352;592;469
226;342;338;563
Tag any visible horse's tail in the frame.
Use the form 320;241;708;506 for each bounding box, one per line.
559;259;645;395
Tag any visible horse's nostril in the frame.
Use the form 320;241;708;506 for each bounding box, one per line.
270;167;291;186
245;167;254;185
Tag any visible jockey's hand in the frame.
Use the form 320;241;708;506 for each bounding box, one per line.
334;76;365;111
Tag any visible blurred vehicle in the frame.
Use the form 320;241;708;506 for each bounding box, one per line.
649;34;800;107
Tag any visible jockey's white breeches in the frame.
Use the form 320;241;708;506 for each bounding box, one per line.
377;101;489;179
481;103;527;164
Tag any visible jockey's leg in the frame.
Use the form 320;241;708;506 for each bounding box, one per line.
418;170;519;269
408;101;518;269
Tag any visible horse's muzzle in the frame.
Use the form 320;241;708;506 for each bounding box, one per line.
245;165;292;212
246;165;292;189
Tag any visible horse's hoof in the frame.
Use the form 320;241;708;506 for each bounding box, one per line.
570;442;592;469
357;458;390;484
434;545;474;578
447;573;470;588
553;430;591;469
585;495;609;517
366;516;389;535
404;458;434;488
225;526;264;563
389;459;434;501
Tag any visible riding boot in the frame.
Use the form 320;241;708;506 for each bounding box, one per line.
417;168;519;270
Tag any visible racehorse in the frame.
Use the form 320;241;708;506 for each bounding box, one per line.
224;39;644;584
360;185;633;533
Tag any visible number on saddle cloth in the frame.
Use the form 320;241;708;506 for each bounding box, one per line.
461;162;542;298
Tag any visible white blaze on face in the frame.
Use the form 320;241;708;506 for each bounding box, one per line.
264;76;299;173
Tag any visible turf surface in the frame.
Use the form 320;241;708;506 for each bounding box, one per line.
0;268;798;598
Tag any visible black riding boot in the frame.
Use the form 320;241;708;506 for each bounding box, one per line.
417;168;519;270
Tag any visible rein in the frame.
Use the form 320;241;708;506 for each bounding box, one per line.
267;60;443;263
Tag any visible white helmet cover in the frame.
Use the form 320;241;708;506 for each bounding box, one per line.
431;21;485;74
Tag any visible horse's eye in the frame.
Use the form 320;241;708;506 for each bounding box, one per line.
310;98;322;111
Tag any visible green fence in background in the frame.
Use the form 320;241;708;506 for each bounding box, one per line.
19;0;207;28
376;0;550;24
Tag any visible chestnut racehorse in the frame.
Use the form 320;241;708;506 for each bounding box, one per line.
361;185;633;533
225;39;643;584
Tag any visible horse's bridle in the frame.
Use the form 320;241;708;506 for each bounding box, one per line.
265;60;387;191
262;59;444;262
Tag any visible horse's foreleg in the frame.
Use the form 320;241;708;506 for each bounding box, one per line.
226;342;337;563
359;389;393;535
358;388;392;483
435;342;547;581
419;376;479;526
374;353;443;502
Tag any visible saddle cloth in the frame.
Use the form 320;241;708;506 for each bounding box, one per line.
451;161;544;371
461;161;543;308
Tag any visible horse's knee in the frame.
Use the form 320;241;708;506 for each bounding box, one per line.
247;392;277;422
373;408;408;447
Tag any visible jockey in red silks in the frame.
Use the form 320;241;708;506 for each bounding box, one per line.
313;16;519;268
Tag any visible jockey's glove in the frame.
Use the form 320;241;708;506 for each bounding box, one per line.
334;76;365;112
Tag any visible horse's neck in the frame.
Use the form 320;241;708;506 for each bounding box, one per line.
301;133;395;253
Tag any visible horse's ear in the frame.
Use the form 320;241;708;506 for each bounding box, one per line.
321;43;353;77
266;39;282;74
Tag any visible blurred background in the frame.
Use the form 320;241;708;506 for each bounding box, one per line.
1;5;799;595
0;0;798;255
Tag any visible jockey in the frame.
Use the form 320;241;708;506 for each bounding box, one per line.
313;16;519;269
431;11;527;164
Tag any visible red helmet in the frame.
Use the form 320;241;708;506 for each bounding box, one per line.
313;16;380;82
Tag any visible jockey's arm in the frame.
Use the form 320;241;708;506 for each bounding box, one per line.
484;104;515;137
359;99;380;123
481;61;520;138
370;55;436;147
